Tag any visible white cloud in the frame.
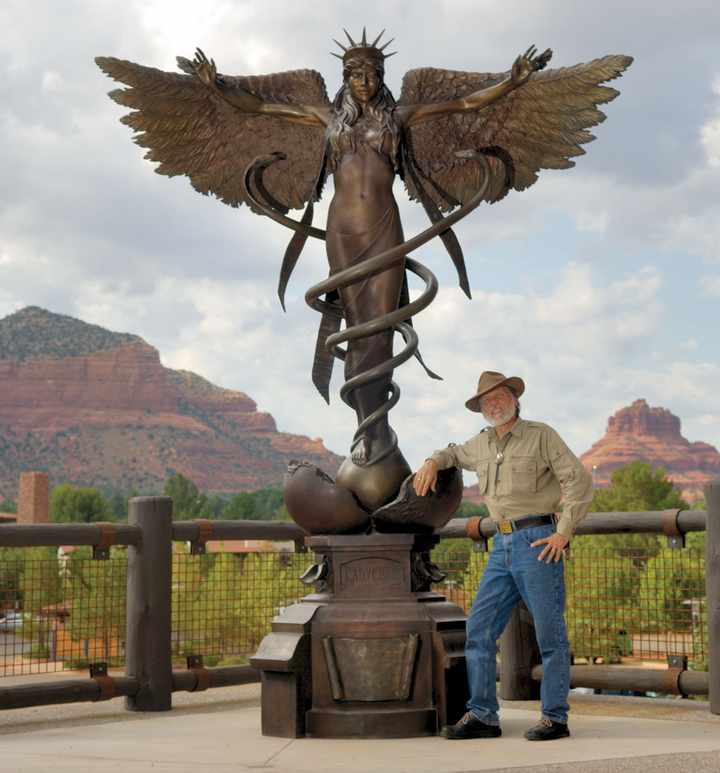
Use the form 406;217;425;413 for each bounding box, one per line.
575;210;609;234
392;262;672;466
41;70;64;93
63;260;681;471
702;119;720;167
1;0;719;483
701;75;720;166
700;276;720;296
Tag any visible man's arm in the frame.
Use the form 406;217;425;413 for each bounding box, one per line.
413;437;478;496
429;438;479;472
544;427;594;539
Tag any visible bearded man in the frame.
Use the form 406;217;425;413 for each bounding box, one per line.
413;371;593;741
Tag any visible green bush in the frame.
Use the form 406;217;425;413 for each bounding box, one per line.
637;547;705;634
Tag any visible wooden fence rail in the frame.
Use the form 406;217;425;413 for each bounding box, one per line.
0;490;717;715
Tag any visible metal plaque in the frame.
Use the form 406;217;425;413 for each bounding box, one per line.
322;634;419;702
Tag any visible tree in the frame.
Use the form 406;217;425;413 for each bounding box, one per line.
579;462;689;561
204;494;227;519
50;484;112;523
457;502;489;519
591;461;688;513
224;551;304;652
565;552;641;662
0;547;30;612
173;550;305;664
164;474;208;519
568;462;703;664
0;497;17;513
247;488;284;519
457;548;491;610
224;492;254;520
685;500;706;552
63;546;127;665
108;492;127;521
637;546;705;634
16;547;64;657
224;487;287;521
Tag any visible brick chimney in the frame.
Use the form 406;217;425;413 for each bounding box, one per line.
17;472;50;524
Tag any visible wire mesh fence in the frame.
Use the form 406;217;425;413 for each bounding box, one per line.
430;534;709;670
0;533;709;678
171;548;308;666
0;546;127;677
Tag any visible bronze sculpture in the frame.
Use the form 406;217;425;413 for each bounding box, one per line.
97;31;632;740
96;31;632;530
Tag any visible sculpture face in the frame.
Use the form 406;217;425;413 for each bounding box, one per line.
345;60;381;104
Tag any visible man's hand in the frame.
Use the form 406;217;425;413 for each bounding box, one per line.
413;459;439;497
531;532;569;563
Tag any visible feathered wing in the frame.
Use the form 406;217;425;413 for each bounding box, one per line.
95;56;330;211
399;55;633;212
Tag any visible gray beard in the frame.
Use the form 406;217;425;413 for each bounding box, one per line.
482;405;516;427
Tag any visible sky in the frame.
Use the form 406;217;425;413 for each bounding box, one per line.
1;0;719;477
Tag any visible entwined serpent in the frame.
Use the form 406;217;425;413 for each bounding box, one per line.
243;150;492;467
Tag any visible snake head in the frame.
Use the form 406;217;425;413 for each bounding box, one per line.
254;152;287;169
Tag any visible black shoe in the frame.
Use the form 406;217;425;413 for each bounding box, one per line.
445;712;502;740
524;718;570;741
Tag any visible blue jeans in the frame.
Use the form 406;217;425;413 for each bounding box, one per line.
465;522;570;725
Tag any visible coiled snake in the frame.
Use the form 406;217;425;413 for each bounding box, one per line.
243;150;492;468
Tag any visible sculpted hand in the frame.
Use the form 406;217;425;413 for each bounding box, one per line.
511;45;553;87
413;459;439;497
191;47;218;88
531;531;569;563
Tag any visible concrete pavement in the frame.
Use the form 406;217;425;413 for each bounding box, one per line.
1;684;719;772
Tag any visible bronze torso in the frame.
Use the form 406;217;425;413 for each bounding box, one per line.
326;108;405;473
329;112;397;235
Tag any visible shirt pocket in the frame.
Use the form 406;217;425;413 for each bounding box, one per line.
509;456;537;494
475;459;490;494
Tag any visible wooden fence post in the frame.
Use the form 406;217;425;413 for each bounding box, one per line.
499;600;541;700
125;496;173;711
706;482;720;715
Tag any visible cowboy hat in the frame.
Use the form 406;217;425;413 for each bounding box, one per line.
465;370;525;413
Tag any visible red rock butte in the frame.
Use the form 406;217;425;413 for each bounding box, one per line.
580;398;720;503
0;306;342;497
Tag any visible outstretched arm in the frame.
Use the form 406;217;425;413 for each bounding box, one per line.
190;48;330;127
398;45;552;129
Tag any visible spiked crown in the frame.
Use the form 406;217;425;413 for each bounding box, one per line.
331;27;396;68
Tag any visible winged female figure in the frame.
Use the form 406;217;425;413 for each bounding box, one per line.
96;31;631;526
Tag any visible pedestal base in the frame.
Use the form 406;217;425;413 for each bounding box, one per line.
251;533;469;738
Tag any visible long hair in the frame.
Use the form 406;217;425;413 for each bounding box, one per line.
326;69;400;172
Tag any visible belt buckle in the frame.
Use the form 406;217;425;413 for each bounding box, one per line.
499;520;513;534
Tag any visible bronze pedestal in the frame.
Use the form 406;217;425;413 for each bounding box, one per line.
251;533;468;738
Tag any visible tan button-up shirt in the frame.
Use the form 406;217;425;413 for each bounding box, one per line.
430;418;593;539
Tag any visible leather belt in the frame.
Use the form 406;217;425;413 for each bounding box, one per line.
496;514;554;534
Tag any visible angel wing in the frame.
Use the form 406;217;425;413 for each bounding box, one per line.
95;56;331;212
399;55;633;212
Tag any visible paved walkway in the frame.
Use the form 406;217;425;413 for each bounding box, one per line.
1;684;719;772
